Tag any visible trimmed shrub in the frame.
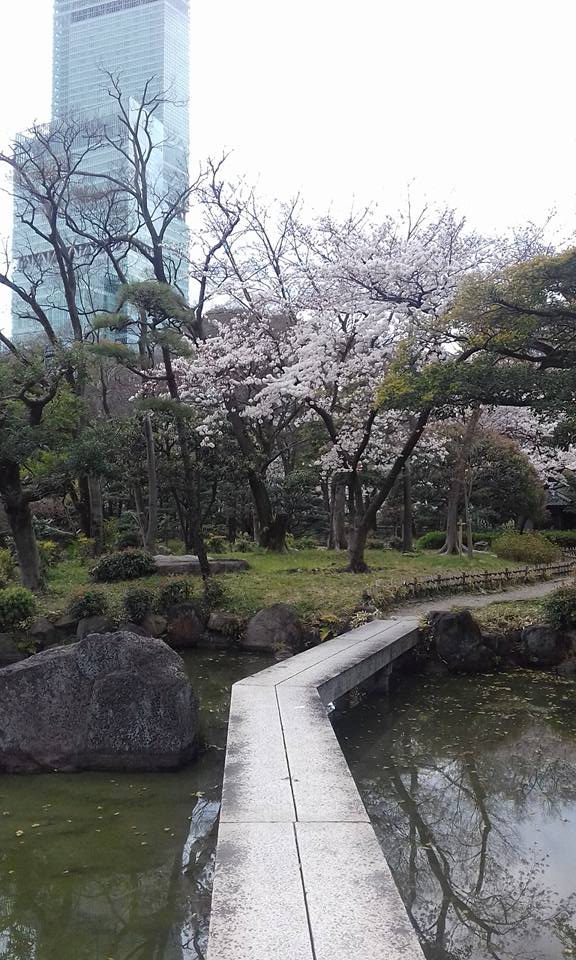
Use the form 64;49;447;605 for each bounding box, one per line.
123;586;155;624
492;531;561;564
66;535;96;560
157;577;194;612
232;533;257;554
416;531;447;550
543;587;576;630
295;535;321;550
365;538;387;550
0;548;15;588
38;539;61;571
116;529;142;549
91;549;157;583
205;533;227;555
201;578;230;613
67;589;109;620
115;511;142;550
0;587;37;632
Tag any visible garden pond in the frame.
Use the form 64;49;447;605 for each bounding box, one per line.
0;656;575;960
336;670;576;960
0;650;272;960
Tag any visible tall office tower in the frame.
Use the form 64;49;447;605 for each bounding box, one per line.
11;0;190;342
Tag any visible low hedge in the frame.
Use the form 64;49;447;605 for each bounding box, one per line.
0;548;15;588
0;587;37;632
542;586;576;630
91;549;157;583
416;530;501;550
417;528;576;551
123;587;155;624
67;589;109;620
157;577;194;611
492;531;561;564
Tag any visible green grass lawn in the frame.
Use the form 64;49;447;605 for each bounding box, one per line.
42;548;520;625
472;598;546;634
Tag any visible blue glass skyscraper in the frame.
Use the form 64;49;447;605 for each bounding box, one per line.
11;0;190;342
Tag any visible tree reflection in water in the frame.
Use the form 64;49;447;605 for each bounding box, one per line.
336;671;576;960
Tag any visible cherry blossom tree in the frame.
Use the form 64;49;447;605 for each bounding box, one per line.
173;198;495;569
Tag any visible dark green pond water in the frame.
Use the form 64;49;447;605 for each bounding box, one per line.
335;670;576;960
0;650;270;960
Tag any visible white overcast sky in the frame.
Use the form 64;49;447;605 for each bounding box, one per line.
1;0;576;329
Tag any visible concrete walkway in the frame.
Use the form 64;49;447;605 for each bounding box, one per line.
390;574;572;619
207;618;425;960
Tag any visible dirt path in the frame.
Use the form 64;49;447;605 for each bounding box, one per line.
389;576;573;620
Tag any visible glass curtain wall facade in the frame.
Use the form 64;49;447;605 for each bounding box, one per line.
11;0;190;342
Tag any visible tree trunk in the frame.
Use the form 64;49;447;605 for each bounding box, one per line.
346;407;432;572
226;405;287;552
161;346;210;576
143;414;158;553
441;409;481;555
402;463;414;553
133;483;146;547
247;471;287;551
76;475;92;536
0;460;43;591
464;483;474;559
87;476;105;555
329;475;348;550
227;515;237;544
261;514;289;551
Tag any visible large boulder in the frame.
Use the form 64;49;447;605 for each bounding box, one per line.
166;603;205;648
28;616;58;650
521;625;569;667
242;604;305;656
154;555;249;576
557;658;576;678
141;612;167;638
77;615;115;640
0;631;200;773
0;634;26;668
53;613;79;642
202;611;240;649
429;610;496;673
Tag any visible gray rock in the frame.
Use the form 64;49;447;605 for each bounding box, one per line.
154;555;249;576
141;612;168;638
429;610;496;673
166;603;205;648
521;625;569;667
0;631;200;773
53;613;79;641
116;621;149;637
482;631;513;658
77;615;115;640
0;634;26;667
28;616;58;650
208;611;242;639
242;604;305;656
202;630;234;650
557;658;576;678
